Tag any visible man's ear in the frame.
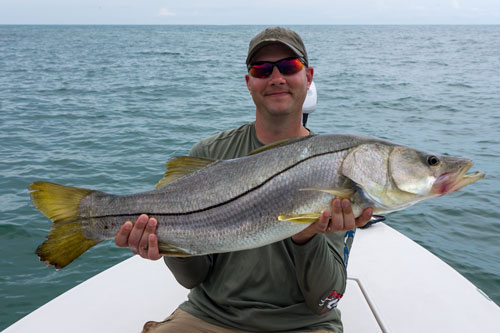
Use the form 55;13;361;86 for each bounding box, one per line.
245;74;252;94
306;66;314;89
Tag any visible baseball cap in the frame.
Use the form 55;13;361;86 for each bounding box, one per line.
246;27;309;66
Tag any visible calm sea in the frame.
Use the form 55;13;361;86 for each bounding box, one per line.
1;25;499;329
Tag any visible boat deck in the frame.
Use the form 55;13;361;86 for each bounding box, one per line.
4;223;500;332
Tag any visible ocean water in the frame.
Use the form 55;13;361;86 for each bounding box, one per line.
1;25;499;329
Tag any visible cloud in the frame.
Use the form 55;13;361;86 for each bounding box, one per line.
158;8;175;17
452;0;461;10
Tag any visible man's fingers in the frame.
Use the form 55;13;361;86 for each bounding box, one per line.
330;198;343;232
355;207;373;227
317;210;330;233
127;214;149;253
341;199;356;230
138;217;158;258
114;214;161;260
328;198;371;232
115;221;133;247
147;234;162;260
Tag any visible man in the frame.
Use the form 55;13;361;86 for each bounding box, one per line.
115;27;373;332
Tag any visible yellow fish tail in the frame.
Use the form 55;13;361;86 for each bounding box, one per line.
29;182;100;269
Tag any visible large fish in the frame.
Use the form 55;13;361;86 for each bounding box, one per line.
30;134;484;269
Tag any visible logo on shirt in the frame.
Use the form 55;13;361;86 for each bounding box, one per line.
319;290;343;314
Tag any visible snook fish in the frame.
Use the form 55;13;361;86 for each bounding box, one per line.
29;134;484;269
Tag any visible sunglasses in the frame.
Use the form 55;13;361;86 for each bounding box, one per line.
247;57;305;79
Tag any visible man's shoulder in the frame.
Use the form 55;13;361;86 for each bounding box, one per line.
196;123;254;149
189;122;256;159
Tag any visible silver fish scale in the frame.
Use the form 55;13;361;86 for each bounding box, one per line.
154;151;352;255
84;134;387;253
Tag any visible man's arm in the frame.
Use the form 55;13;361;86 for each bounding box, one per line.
163;256;212;289
291;198;372;315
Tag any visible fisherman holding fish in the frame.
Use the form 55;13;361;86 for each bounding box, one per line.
116;27;373;332
30;25;484;332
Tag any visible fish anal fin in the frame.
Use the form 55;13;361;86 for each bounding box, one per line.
278;213;322;224
300;187;354;199
156;156;217;189
158;243;193;257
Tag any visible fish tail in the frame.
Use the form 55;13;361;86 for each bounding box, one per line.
29;181;101;269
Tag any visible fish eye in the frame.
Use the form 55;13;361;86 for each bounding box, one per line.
427;155;440;166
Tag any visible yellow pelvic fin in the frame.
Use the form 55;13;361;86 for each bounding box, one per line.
155;156;216;189
158;243;193;257
29;181;100;269
278;213;322;224
299;187;354;199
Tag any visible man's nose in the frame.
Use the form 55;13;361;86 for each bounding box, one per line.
269;66;285;83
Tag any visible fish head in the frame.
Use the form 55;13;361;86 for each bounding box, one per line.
390;146;484;197
342;143;484;213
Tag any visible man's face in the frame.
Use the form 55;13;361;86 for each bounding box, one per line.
246;44;313;119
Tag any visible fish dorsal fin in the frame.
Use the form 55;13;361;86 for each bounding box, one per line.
248;136;313;156
155;156;217;189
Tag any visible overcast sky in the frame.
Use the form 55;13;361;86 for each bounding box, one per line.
1;0;499;25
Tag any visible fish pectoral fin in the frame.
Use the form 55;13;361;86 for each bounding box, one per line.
278;213;322;224
156;156;217;189
158;242;193;257
299;187;354;199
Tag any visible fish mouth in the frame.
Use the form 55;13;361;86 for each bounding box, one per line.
431;162;485;196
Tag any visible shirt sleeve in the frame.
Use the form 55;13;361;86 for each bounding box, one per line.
188;141;208;158
163;255;213;289
289;232;349;315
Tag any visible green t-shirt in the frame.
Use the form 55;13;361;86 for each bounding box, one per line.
165;122;354;332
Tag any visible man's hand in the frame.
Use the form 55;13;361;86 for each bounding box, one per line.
292;198;373;245
115;214;163;260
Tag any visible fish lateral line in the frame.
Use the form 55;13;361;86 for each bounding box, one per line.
93;149;353;220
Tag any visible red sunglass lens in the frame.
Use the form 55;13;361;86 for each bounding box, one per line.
278;58;303;75
249;63;273;78
249;58;303;78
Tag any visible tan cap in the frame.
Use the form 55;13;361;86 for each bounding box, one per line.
246;26;308;66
